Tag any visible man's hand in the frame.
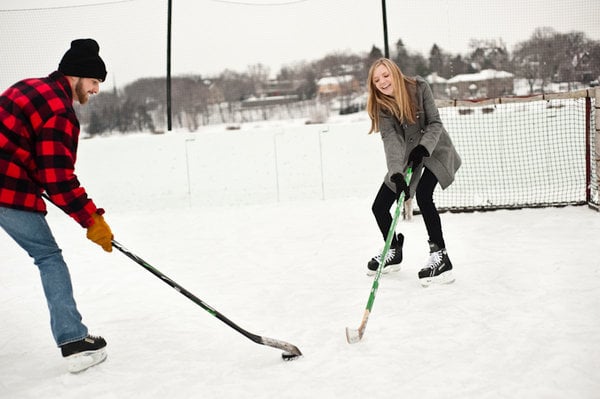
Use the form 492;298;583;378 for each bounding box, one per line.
86;212;113;252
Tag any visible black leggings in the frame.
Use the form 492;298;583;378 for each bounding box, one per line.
371;168;445;249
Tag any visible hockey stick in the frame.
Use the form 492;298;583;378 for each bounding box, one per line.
40;194;301;360
111;240;303;360
346;168;412;344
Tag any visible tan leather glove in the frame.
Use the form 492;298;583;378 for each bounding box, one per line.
86;212;113;252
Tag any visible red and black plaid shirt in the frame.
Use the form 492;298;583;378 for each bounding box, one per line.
0;71;100;228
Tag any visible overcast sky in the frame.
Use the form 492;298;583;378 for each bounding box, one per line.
1;0;599;89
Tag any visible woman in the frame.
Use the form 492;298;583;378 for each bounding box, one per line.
366;58;461;286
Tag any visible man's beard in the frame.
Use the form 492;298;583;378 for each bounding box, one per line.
75;79;89;104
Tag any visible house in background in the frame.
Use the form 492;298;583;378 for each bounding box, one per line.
425;72;449;98
241;79;301;108
445;69;514;99
316;75;361;100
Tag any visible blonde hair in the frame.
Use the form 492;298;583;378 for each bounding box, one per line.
366;58;417;134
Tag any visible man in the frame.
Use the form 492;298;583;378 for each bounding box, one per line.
0;39;113;373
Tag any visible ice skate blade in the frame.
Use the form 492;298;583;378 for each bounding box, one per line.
420;271;455;287
366;264;401;276
65;348;107;373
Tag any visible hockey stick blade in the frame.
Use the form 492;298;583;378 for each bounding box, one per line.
345;327;362;344
345;309;369;344
262;337;303;360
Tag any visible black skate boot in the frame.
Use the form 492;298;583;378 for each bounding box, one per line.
367;233;404;275
418;241;455;287
60;334;107;373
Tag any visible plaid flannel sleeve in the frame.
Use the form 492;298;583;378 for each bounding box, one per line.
36;114;99;227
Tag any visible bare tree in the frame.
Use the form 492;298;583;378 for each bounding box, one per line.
512;27;561;93
513;27;600;93
467;38;512;72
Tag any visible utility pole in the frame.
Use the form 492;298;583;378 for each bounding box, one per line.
166;0;172;131
381;0;389;58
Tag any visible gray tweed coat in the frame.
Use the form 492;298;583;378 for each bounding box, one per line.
379;76;461;196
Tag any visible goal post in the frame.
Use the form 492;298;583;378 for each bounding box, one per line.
588;86;600;210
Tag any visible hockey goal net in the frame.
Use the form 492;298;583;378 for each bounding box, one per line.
422;88;599;212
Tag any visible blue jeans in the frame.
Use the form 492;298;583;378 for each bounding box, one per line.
0;206;88;346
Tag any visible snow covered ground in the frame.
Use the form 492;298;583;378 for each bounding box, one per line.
1;120;600;398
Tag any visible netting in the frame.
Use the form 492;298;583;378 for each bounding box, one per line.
1;1;598;212
428;90;598;211
0;0;167;95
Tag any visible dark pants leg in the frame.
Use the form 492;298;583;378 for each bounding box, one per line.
371;168;445;249
415;168;445;249
371;182;398;245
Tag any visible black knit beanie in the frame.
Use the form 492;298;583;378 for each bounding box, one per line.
58;39;107;81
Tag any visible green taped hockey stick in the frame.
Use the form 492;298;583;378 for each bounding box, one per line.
346;167;412;344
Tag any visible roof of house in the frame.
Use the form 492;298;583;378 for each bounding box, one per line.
316;75;355;86
446;69;514;83
425;72;448;83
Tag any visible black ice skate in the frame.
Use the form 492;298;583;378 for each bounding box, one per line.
418;241;455;287
60;334;107;373
367;234;404;275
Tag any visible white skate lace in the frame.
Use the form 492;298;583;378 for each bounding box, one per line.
374;248;396;264
424;250;442;269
